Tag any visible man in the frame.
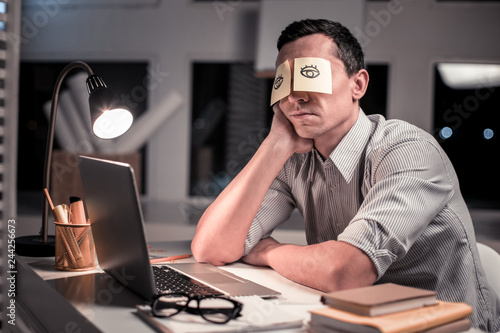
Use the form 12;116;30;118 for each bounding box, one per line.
191;19;500;331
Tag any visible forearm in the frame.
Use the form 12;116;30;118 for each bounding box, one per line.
191;138;293;265
244;238;377;292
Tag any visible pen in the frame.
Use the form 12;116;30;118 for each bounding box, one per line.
44;188;70;223
44;188;55;210
149;254;191;264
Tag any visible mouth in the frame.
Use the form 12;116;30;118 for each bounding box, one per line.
290;111;316;121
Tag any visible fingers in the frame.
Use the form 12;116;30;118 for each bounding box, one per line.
269;102;313;154
271;103;290;126
272;102;280;114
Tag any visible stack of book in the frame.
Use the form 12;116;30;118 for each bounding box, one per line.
308;283;473;333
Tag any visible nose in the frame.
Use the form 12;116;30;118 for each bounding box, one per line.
285;89;309;104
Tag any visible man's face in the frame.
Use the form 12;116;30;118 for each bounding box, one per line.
276;33;360;142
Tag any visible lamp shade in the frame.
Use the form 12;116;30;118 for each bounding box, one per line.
87;74;133;139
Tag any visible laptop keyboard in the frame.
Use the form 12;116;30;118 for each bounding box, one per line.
153;265;224;296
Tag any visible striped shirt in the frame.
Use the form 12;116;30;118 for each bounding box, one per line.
244;110;500;332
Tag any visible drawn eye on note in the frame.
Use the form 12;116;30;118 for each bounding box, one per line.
294;57;332;95
270;61;291;105
274;74;284;90
300;65;320;79
271;58;332;105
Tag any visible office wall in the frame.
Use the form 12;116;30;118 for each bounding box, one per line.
20;1;258;202
19;0;500;202
362;0;500;133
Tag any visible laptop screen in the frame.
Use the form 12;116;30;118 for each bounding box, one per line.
79;155;157;301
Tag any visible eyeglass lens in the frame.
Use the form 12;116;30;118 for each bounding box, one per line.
153;294;238;324
198;297;238;323
154;294;189;317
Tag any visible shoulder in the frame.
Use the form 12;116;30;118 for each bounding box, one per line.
368;114;425;146
366;114;443;158
364;115;453;184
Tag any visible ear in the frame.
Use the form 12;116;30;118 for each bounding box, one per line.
352;69;369;101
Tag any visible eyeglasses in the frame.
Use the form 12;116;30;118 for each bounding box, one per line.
151;292;243;324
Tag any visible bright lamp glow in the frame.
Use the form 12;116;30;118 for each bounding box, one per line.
93;108;133;139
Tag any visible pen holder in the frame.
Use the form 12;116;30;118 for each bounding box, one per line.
54;222;96;271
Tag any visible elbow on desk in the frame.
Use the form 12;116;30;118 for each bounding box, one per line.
191;237;243;266
191;251;239;267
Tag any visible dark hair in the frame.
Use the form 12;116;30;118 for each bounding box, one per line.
277;19;364;77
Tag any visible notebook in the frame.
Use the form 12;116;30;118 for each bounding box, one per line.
78;155;281;302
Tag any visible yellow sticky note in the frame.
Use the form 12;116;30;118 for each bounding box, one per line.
270;60;291;106
293;57;332;94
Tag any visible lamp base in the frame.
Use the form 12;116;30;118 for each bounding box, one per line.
15;235;56;257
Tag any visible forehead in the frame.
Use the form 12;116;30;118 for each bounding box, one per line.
276;33;337;67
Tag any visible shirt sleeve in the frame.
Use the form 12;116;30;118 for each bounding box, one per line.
244;163;296;255
337;136;454;279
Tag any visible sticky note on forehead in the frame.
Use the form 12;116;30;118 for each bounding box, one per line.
293;57;332;94
270;60;291;106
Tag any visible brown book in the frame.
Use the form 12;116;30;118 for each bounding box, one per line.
309;300;473;333
421;318;471;333
320;283;437;316
308;318;471;333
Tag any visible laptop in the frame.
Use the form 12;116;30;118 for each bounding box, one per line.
78;155;281;302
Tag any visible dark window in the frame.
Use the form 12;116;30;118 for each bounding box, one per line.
433;63;500;208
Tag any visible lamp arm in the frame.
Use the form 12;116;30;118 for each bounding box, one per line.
41;61;94;242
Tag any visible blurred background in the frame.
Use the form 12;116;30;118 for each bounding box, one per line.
2;0;499;245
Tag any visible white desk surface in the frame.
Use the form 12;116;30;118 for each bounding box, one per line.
16;239;324;333
15;199;486;333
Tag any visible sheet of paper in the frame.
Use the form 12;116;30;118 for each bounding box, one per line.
270;60;291;106
293;57;332;94
136;296;304;333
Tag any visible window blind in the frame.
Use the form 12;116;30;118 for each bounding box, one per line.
0;0;21;222
1;0;21;324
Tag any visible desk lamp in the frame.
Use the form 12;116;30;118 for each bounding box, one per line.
16;61;133;257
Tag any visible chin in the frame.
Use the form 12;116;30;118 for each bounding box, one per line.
293;126;319;139
291;120;324;138
296;131;317;140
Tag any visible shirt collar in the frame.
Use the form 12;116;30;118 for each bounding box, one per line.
328;108;372;182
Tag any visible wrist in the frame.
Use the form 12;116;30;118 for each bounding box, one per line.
261;238;281;265
262;135;295;160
